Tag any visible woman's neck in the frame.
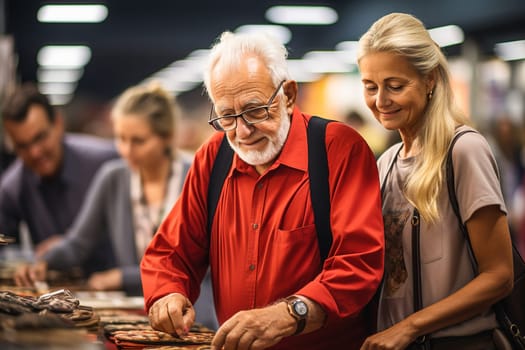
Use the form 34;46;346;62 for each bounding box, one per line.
140;156;172;205
399;135;419;158
141;156;171;183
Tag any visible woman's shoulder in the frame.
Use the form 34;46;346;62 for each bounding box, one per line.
452;125;491;157
377;142;403;166
92;159;130;189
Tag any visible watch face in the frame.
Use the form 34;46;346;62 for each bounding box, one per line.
293;300;308;317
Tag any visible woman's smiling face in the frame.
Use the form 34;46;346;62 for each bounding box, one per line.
359;51;432;136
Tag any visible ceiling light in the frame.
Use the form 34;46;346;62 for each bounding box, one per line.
47;94;74;106
495;40;525;61
37;45;92;68
428;25;464;47
266;6;338;25
235;24;292;44
286;59;322;82
335;41;359;64
37;68;84;83
303;50;357;73
38;82;77;95
37;4;108;23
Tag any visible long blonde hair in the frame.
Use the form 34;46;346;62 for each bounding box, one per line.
358;13;471;222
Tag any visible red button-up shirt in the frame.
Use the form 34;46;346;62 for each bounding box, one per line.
141;108;384;350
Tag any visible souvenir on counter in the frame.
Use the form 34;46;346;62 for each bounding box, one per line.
0;289;98;330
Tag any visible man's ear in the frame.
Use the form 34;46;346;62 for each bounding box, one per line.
283;80;298;113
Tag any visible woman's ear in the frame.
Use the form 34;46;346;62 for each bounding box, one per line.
427;68;437;94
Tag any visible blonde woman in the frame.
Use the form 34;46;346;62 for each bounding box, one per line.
357;13;514;349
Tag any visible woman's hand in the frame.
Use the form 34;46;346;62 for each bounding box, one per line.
360;319;417;350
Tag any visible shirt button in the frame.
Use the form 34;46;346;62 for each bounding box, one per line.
249;264;255;271
252;223;258;230
257;183;263;189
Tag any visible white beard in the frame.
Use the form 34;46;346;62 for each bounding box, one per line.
228;101;291;166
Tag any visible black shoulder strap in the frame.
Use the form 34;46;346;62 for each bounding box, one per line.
446;129;478;268
308;116;334;263
207;135;234;233
206;116;334;263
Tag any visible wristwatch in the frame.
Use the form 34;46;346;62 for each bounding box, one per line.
284;296;308;335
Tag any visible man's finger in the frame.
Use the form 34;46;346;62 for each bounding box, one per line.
211;320;233;350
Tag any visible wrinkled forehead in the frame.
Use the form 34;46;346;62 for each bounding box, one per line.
209;55;271;99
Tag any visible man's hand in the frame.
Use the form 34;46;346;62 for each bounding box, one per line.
211;302;296;350
148;293;196;337
14;260;48;287
87;268;123;291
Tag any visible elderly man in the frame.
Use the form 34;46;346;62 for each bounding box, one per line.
0;83;118;272
141;31;384;350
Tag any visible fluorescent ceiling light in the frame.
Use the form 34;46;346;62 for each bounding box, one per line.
335;41;359;52
335;41;359;64
48;94;74;106
155;63;203;83
37;68;84;83
38;45;92;68
143;77;199;95
428;25;464;47
302;50;357;73
495;40;525;61
38;82;77;95
235;24;292;44
266;6;338;25
286;59;322;82
38;4;108;23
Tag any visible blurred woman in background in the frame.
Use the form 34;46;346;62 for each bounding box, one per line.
14;82;192;295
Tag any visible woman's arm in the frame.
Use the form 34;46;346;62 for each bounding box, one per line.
361;205;514;349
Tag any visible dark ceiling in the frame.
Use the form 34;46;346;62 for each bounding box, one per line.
4;0;525;106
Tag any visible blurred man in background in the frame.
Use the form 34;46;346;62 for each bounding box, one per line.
0;82;118;275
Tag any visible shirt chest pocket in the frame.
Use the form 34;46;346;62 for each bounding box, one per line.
276;223;321;267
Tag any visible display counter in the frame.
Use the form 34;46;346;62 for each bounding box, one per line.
0;287;214;350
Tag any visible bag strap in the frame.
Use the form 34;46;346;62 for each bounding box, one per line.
411;209;430;348
411;209;423;313
445;129;479;269
207;116;334;263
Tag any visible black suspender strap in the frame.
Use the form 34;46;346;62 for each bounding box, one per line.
308;116;333;263
207;135;234;234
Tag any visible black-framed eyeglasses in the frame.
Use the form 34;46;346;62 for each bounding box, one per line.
208;80;286;132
